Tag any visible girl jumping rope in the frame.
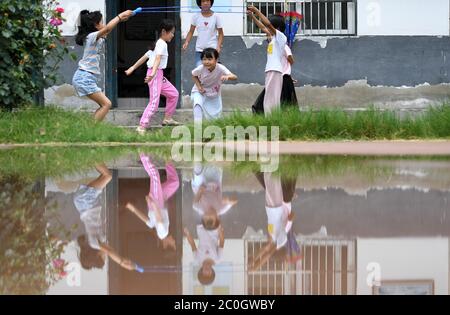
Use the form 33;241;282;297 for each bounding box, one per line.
126;19;180;134
72;9;133;121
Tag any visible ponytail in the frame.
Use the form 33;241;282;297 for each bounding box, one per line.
75;10;103;46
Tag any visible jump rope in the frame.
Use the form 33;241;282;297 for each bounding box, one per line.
132;6;271;14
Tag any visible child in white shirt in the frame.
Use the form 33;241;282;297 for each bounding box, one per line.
247;6;288;116
191;48;237;124
183;0;224;67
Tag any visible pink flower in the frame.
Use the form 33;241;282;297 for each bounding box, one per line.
50;18;63;26
55;7;64;13
52;258;65;268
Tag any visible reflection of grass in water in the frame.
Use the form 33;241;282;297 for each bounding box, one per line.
0;147;133;180
0;146;177;180
228;155;450;182
1;145;449;181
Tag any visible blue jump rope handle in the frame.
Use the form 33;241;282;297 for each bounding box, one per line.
132;7;143;16
135;264;145;273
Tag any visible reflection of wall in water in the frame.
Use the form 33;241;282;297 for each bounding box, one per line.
246;238;356;295
357;238;449;295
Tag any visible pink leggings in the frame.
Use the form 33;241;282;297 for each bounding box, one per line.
140;69;179;128
140;154;180;210
263;71;283;116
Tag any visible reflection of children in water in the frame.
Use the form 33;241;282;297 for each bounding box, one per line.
249;171;301;271
74;163;139;271
184;163;238;285
126;154;180;251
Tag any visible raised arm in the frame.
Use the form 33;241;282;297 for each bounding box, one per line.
125;202;149;224
99;242;138;271
97;10;133;39
248;13;271;38
247;5;277;35
125;54;149;76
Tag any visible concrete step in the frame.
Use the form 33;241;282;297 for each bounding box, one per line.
83;108;252;127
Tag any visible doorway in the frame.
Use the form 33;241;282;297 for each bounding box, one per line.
106;0;181;109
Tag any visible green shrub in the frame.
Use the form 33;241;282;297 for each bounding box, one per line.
0;0;74;110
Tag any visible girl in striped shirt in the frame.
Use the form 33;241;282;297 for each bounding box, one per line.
72;9;133;121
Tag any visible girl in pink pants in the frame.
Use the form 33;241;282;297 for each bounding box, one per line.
125;154;180;251
140;154;179;215
125;19;180;134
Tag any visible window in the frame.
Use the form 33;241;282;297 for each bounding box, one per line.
245;0;357;36
245;237;357;295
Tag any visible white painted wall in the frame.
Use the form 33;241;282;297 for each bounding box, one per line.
57;0;106;36
47;241;108;295
358;0;450;36
357;238;449;295
181;0;244;37
181;0;450;37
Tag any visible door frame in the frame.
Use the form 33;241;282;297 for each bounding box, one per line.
106;0;182;108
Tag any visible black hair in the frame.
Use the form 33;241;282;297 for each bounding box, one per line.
148;41;156;51
196;0;214;8
200;48;219;60
77;235;105;270
158;19;176;36
75;10;103;46
198;266;216;285
201;216;220;231
269;14;286;33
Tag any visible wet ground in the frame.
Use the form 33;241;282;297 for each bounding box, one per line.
1;148;449;295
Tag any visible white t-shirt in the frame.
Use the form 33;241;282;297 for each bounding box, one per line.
147;207;170;240
265;202;292;249
191;64;232;98
147;39;169;69
191;13;223;52
145;50;155;68
265;30;287;73
282;45;293;76
194;225;223;264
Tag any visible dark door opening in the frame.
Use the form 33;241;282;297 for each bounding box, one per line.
108;169;183;295
115;0;180;109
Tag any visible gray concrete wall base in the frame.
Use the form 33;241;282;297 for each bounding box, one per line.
182;81;450;109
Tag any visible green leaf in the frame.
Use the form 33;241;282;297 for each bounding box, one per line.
2;30;12;38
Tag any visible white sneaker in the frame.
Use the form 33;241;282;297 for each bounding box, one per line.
162;118;181;126
136;126;146;135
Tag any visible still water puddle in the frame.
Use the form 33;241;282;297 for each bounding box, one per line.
1;148;449;295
